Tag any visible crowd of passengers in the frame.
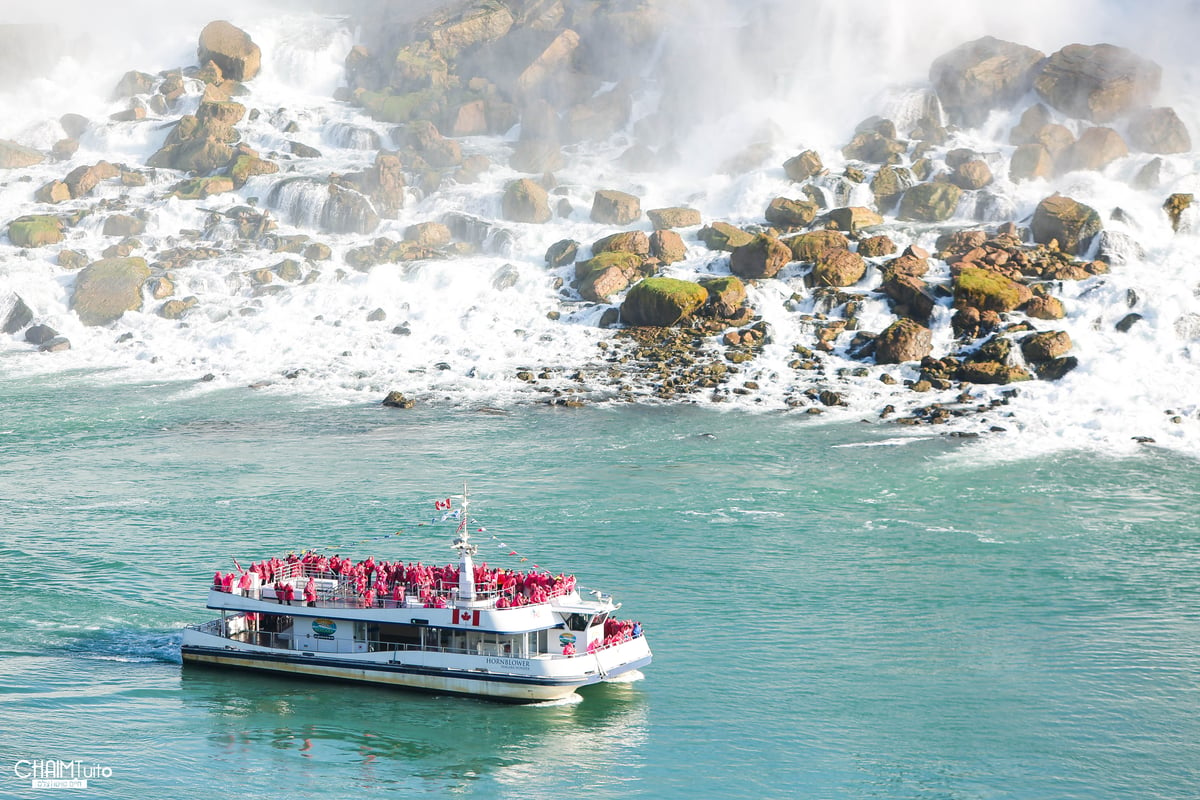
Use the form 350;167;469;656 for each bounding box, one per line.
212;551;577;609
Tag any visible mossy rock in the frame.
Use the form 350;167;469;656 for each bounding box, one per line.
787;229;849;262
810;248;866;287
1031;195;1102;254
697;221;754;251
621;277;709;327
956;360;1033;384
8;215;64;247
228;154;279;188
953;265;1032;312
170;176;236;200
574;251;643;282
764;196;818;228
700;276;747;318
70;256;151;326
357;89;443;124
501;178;551;223
898;182;963;222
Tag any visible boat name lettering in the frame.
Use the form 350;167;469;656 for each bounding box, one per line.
485;657;531;670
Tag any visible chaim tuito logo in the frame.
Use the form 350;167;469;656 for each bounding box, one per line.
13;759;113;790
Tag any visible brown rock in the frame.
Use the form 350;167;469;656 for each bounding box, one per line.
1127;107;1192;154
502;178;551;223
1010;143;1054;182
1022;295;1066;320
783;150;824;182
404;222;452;247
765;196;818;228
881;273;936;324
1034;43;1161;122
951;159;994;190
1031;195;1102;254
647;207;701;229
593;231;650;257
650;230;687;265
787;229;849;262
1060;126;1128;173
1010;103;1052;145
828;206;884;233
857;235;896;258
730;235;792;279
197;20;262;82
929;36;1045;126
590;189;641;225
810;249;866;287
1021;330;1072;362
874;318;933;364
65;161;119;198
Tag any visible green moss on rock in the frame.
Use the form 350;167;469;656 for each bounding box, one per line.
8;215;64;247
953;265;1032;312
621;277;709;327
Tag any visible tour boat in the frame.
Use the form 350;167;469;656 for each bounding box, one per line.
180;492;651;702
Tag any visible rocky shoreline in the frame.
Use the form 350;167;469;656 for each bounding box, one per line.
0;1;1195;430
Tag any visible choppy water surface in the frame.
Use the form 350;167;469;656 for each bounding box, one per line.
3;379;1199;799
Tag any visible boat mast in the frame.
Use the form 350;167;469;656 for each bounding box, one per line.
452;482;478;604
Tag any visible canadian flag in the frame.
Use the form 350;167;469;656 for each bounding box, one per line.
434;498;452;511
452;608;481;626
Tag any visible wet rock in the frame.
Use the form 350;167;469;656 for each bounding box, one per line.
593;230;650;257
545;239;578;268
783;149;824;182
34;180;71;204
810;248;866;288
828;206;883;234
405;221;452;248
621;277;708;326
289;141;322;158
730;234;792;280
1021;330;1072;362
841;131;904;163
102;214;146;238
502;178;551;223
857;235;896;258
147;115;235;174
701;276;747;318
765;196;817;228
650;229;687;265
874;319;933;364
881;273;936;324
71;256;151;326
951;159;994;190
1163;193;1193;233
1009;103;1052;145
1010;143;1054;182
1034;43;1161;122
1031;194;1102;255
956;361;1032;385
38;336;71;353
698;221;754;252
198;20;262;82
65;161;119;198
1115;312;1143;332
1059;126;1128;173
590;189;641;225
170;175;235;200
8;215;64;247
1034;356;1078;380
953;265;1032;312
898;182;963;222
930;36;1045;126
2;295;33;333
787;230;849;263
647;207;701;229
228;152;279;188
577;262;632;303
1022;295;1065;320
320;185;379;235
0;139;44;169
381;390;415;409
159;297;199;319
870;165;914;211
1127;107;1191;154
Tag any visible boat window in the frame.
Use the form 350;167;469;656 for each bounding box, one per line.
590;611;609;628
564;613;590;631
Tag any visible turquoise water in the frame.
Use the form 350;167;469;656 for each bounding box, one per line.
3;376;1200;799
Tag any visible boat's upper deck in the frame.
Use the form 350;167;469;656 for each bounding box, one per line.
211;552;582;613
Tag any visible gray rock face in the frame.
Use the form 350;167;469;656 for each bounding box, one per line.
929;36;1045;126
1034;43;1161;122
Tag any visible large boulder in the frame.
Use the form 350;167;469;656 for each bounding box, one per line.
950;159;993;190
650;230;687;264
320;185;379;234
810;249;866;287
730;235;792;279
929;36;1045;126
620;277;709;326
421;1;515;56
787;229;849;262
197;21;261;82
1021;330;1073;362
880;273;936;324
65;161;120;198
647;207;701;229
765;197;817;228
71;257;151;326
783;150;824;182
8;215;64;247
1127;107;1192;154
590;189;641;225
2;294;33;333
0;139;45;169
898;182;963;222
874;319;933;364
828;206;884;233
1031;195;1102;255
953;265;1032;312
1033;43;1161;123
593;230;650;257
698;222;754;251
1059;126;1128;173
502;178;551;223
1009;143;1054;182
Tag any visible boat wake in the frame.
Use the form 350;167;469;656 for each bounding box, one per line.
61;627;184;665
